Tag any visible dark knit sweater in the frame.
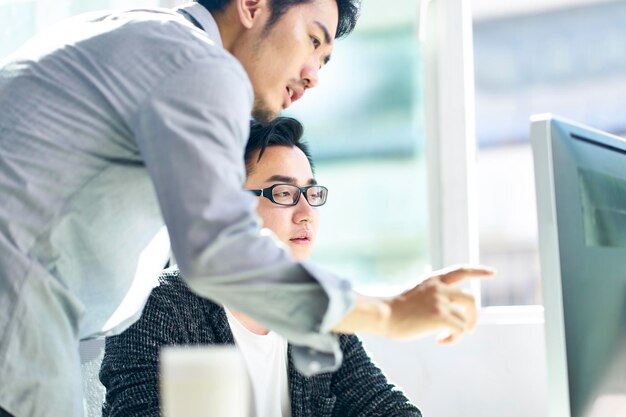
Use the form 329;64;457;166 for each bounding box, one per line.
99;269;422;417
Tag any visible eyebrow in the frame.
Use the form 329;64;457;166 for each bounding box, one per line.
266;175;317;185
315;21;332;65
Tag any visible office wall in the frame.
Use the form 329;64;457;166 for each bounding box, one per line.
361;310;548;417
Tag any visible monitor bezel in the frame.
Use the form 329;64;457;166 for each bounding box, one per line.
531;113;626;417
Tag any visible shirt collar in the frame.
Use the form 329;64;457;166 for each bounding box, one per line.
176;2;223;48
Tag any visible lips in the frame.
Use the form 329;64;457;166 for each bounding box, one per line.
289;229;312;244
290;85;304;103
284;85;304;108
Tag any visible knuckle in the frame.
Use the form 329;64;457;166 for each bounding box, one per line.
432;301;446;317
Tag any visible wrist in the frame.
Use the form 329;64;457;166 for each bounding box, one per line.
372;298;391;336
331;294;391;336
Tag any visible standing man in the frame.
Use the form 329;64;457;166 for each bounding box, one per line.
0;1;492;416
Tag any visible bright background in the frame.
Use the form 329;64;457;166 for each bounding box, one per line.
2;0;626;416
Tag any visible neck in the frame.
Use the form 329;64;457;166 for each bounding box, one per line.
230;310;269;335
212;8;244;54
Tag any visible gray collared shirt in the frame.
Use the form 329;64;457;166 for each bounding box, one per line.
0;3;353;416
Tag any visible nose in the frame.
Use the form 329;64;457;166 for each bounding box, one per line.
301;61;319;90
293;194;314;224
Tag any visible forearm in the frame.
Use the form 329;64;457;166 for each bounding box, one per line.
334;266;495;343
101;336;161;417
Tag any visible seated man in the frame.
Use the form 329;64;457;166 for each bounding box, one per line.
99;117;422;417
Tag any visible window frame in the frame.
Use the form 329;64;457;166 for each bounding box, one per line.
422;0;481;303
422;0;544;313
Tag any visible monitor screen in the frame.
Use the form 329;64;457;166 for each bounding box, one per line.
531;114;626;417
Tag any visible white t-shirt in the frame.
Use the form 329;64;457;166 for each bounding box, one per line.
226;308;292;417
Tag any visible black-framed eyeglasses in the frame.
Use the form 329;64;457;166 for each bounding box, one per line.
249;183;328;207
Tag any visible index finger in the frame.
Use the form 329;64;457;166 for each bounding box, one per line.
438;265;496;286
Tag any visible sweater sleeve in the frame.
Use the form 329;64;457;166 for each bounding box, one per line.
99;279;189;417
331;335;422;417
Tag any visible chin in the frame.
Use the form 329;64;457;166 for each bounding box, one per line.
251;97;280;123
291;249;311;262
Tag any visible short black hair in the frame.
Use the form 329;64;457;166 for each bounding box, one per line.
196;0;360;39
245;117;315;174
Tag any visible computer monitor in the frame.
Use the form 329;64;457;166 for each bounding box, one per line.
531;114;626;417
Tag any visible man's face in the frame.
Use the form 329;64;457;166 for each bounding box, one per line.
245;145;320;260
238;0;339;121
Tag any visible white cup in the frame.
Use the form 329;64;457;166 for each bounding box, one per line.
160;346;251;417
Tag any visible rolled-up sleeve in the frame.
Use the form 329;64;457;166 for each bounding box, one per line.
129;56;354;375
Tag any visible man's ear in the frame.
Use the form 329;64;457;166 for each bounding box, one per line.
236;0;268;29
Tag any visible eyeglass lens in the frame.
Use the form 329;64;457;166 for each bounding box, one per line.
271;184;327;206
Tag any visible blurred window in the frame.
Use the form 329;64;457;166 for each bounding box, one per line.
0;1;174;60
286;0;430;295
473;0;626;306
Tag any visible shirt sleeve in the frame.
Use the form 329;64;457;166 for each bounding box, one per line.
129;56;354;375
331;335;422;417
